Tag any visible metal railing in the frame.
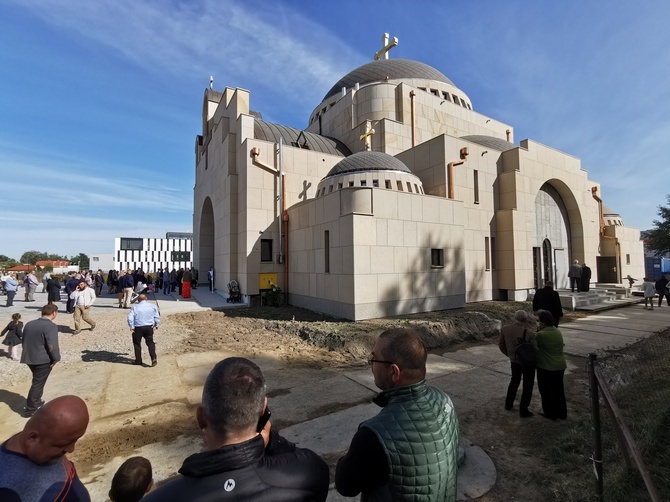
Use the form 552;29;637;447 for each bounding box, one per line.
587;332;670;501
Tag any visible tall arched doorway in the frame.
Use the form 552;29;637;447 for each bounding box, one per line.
199;197;214;277
532;183;570;289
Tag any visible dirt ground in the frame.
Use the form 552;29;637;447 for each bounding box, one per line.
68;302;590;500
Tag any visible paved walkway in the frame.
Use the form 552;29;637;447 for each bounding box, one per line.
1;290;668;500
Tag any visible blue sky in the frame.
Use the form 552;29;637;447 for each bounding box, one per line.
1;0;669;261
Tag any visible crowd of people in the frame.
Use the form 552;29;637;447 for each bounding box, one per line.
1;263;665;500
106;268;199;301
0;329;461;501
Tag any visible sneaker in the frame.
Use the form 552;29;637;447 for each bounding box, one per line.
151;360;157;367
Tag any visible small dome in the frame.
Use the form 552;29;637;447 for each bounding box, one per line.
325;151;412;179
322;59;455;102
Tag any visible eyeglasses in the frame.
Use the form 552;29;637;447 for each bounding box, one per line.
367;355;395;367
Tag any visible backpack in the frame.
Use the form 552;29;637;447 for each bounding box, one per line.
514;329;537;368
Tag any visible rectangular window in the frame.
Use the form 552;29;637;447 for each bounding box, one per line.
431;249;444;267
474;170;480;204
452;94;459;105
431;89;439;97
491;237;497;270
338;182;343;190
349;181;354;187
328;185;333;193
260;239;273;262
626;254;630;265
485;237;491;271
373;179;379;187
171;251;191;262
385;180;392;189
360;180;367;186
120;238;143;251
406;182;413;192
442;91;451;102
397;180;403;191
324;231;330;273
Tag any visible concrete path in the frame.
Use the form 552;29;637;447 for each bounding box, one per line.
1;290;668;501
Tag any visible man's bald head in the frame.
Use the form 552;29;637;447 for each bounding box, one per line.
21;396;89;465
138;294;147;302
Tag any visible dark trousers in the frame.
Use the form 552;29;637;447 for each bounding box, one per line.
570;277;580;292
5;290;15;306
66;296;74;313
132;325;156;363
505;362;535;414
27;363;52;411
537;368;567;419
658;290;670;307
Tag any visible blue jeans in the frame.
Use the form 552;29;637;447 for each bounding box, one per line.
163;283;170;295
5;290;15;306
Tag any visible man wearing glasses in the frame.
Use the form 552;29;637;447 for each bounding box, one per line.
335;329;460;501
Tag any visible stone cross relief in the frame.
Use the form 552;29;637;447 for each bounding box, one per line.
374;33;398;61
359;123;375;151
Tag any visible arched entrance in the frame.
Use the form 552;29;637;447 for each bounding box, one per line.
199;197;214;277
532;183;571;289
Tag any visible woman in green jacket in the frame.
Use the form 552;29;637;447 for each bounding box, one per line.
535;309;567;420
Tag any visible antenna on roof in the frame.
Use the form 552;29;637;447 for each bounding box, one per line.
209;76;214;90
374;33;398;61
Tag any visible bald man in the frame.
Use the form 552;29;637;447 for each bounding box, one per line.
0;395;91;501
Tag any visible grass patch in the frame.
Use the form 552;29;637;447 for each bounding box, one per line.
535;331;670;501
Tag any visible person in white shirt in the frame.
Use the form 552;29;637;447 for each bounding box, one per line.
69;281;97;334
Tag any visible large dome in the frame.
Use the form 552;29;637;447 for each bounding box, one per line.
325;151;412;179
322;59;455;102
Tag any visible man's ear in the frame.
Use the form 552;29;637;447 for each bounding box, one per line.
261;396;268;415
196;406;207;430
391;364;401;383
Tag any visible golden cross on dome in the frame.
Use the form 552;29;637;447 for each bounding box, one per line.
374;33;398;61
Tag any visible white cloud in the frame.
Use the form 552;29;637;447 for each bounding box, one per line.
10;0;360;105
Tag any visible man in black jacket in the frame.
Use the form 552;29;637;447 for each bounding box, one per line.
532;280;563;327
144;357;329;501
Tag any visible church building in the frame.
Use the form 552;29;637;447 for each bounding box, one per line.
193;39;644;320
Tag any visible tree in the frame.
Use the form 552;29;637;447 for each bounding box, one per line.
69;253;90;269
644;195;670;256
19;251;48;265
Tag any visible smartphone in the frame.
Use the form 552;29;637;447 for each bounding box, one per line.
257;406;271;432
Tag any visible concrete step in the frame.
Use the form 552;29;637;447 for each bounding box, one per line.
529;288;643;312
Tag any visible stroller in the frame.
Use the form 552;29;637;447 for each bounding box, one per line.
130;282;149;304
227;280;242;303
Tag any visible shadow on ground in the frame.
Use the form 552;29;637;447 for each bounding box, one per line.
81;350;134;364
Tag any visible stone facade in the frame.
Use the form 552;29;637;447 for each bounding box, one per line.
193;58;644;320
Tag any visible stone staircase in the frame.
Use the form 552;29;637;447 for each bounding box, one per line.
530;285;643;312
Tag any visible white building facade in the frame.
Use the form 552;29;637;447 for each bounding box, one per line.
114;233;193;272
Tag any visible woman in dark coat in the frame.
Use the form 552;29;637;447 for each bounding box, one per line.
47;276;62;304
580;263;592;292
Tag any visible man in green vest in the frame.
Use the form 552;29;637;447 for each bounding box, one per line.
335;329;460;501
